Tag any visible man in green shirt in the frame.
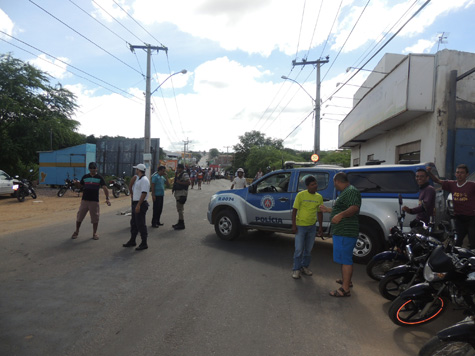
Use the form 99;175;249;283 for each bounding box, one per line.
291;175;324;279
320;172;361;297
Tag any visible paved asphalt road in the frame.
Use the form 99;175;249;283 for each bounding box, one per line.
0;178;466;356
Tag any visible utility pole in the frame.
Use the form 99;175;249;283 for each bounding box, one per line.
292;57;329;155
129;44;168;180
183;138;190;166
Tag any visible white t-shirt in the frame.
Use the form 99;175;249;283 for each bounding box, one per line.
132;175;150;202
232;176;247;189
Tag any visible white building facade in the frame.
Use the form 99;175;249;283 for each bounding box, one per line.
339;50;475;178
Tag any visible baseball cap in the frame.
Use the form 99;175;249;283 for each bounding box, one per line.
133;163;146;171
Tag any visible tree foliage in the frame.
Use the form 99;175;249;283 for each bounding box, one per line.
0;54;84;175
209;148;220;159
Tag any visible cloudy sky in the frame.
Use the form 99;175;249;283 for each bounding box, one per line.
1;0;474;154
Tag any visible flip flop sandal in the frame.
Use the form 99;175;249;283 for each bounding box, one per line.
92;235;99;240
336;279;353;288
329;287;351;297
71;232;79;239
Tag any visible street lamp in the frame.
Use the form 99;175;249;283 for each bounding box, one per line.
144;69;187;179
281;75;320;154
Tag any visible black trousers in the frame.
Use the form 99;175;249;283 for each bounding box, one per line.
151;195;164;226
455;215;475;248
130;201;148;244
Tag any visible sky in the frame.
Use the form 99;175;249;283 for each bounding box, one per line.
1;0;475;154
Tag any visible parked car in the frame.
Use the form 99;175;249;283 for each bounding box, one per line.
0;170;16;196
207;162;445;264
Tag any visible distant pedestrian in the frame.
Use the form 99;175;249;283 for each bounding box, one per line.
427;164;475;248
123;163;150;251
172;164;190;230
291;175;323;279
197;169;203;189
151;165;169;228
320;172;361;297
231;168;247;189
254;168;263;181
71;162;111;240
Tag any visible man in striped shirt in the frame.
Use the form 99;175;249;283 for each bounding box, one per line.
320;172;361;297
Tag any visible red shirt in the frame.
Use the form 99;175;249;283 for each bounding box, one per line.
441;180;475;216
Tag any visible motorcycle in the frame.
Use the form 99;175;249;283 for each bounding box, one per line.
12;169;37;202
418;316;475;356
57;174;82;197
109;172;130;198
387;244;475;327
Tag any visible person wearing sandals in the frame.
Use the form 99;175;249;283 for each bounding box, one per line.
320;172;361;297
291;175;323;279
71;162;111;240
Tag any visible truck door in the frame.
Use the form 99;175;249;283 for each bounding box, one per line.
246;172;293;229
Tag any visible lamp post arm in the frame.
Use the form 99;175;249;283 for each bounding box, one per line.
151;69;187;95
281;76;315;104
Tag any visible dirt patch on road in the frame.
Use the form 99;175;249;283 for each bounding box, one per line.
0;186;131;236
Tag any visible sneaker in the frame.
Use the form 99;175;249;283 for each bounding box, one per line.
292;270;301;279
301;267;313;276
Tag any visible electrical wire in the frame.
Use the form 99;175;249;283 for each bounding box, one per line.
304;0;324;60
294;0;307;59
28;0;142;75
319;0;344;59
0;31;144;103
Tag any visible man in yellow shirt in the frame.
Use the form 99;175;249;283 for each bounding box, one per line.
291;175;324;279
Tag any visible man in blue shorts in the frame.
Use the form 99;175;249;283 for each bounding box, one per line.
320;172;361;297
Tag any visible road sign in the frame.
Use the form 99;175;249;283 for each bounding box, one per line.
311;154;319;162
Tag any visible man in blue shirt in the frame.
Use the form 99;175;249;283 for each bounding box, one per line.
151;165;169;228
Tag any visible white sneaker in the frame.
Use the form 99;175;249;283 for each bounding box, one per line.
301;267;313;276
292;270;301;279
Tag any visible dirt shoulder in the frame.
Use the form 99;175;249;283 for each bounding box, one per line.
0;186;131;236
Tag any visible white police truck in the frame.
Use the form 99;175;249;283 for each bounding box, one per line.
207;162;445;264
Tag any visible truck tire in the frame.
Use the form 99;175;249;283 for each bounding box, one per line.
353;223;383;264
215;209;240;241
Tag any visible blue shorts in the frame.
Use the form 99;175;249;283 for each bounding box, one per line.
332;235;357;265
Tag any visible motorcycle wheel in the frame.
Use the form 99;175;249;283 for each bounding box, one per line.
388;295;446;327
112;186;120;198
124;186;130;196
366;258;406;281
419;336;475;356
30;188;37;199
16;190;26;202
379;272;418;301
57;187;67;197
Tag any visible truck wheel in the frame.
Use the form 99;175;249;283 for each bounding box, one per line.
353;224;383;264
215;210;240;241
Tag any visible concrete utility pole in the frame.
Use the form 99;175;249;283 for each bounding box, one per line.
292;57;329;155
183;138;190;166
129;44;168;180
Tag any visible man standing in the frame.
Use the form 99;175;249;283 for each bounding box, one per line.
231;168;247;189
151;165;169;228
402;168;436;227
123;163;150;251
291;176;324;279
172;164;190;230
320;172;361;297
427;164;475;248
71;162;111;240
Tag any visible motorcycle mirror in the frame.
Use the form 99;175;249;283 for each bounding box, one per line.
398;193;403;205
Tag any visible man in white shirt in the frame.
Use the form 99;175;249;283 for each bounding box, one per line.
123;163;150;251
231;168;247;189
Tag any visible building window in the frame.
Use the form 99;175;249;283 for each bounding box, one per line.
367;154;374;161
396;141;421;164
353;158;360;166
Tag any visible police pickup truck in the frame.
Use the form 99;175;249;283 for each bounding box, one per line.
207;162;445;264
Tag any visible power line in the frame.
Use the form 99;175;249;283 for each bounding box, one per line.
28;0;142;75
304;0;324;60
294;0;307;59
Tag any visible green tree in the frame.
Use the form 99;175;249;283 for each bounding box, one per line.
209;148;220;159
0;54;83;175
233;131;283;171
319;150;351;167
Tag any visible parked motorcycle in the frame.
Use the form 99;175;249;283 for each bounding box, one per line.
12;169;37;202
57;174;82;197
109;172;130;198
418;316;475;356
387;244;475;327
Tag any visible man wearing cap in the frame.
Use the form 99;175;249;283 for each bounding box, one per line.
231;168;247;189
123;164;150;250
172;164;190;230
71;162;111;240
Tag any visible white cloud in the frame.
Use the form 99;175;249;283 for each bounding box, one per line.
28;54;70;79
403;39;435;54
0;9;14;39
91;0;130;22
